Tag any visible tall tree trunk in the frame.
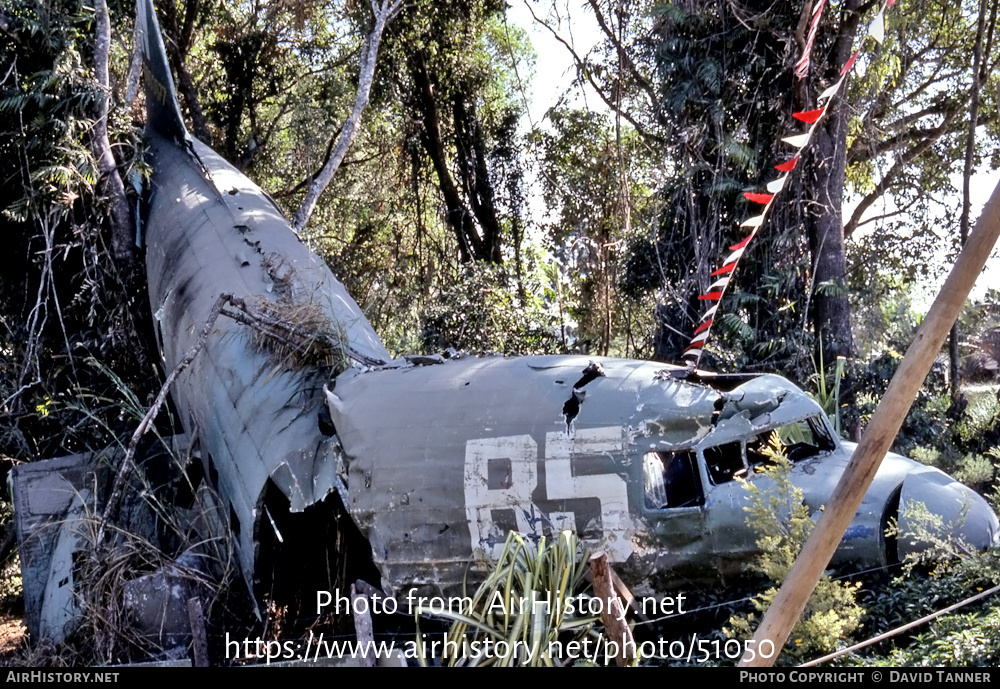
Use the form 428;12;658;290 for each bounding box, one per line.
453;95;503;263
805;0;863;363
809;110;854;361
292;0;401;231
408;51;508;264
93;0;137;275
950;0;994;400
410;54;481;262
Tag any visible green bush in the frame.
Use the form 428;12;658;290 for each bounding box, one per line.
858;539;1000;666
725;438;863;663
420;263;559;355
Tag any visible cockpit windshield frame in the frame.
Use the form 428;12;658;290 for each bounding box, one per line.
699;413;837;487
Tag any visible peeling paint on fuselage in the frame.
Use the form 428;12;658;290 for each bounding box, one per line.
326;355;1000;596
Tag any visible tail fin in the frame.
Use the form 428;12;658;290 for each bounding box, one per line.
136;0;187;141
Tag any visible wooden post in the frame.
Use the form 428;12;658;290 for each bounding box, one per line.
589;552;636;666
186;597;209;667
740;178;1000;666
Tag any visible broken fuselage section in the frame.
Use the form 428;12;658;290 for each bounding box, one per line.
325;355;1000;595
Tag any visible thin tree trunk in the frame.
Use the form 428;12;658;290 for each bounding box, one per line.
292;0;401;231
410;54;482;262
453;96;503;263
92;0;137;274
950;0;993;401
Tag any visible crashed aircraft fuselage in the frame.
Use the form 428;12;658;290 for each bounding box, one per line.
136;0;999;605
327;356;1000;595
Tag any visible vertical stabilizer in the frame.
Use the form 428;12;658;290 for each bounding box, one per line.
136;0;187;141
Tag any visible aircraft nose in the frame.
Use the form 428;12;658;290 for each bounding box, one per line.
895;465;1000;561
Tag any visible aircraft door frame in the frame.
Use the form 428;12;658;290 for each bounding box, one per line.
636;447;713;573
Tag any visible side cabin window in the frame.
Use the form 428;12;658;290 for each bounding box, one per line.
643;450;704;509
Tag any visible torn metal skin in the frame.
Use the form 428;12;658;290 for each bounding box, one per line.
325;357;1000;597
132;0;998;611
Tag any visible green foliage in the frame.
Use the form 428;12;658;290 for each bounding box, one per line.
882;608;1000;667
858;523;1000;667
952;390;1000;452
847;350;1000;482
535;108;655;357
843;0;1000;246
955;453;998;493
0;0;102;221
726;439;863;662
631;0;820;369
420;262;559;355
844;350;952;458
0;0;157;460
811;350;846;437
736;444;814;583
414;531;599;667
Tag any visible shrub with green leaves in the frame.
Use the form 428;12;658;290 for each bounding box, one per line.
725;437;863;662
858;523;1000;666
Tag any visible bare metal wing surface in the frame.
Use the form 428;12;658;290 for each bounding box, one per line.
138;0;389;593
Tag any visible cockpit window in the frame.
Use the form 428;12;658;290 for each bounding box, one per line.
700;415;836;487
704;442;746;485
643;451;704;509
747;415;836;465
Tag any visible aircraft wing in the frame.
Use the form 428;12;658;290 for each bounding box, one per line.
139;0;391;594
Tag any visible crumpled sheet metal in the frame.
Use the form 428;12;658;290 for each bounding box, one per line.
144;132;390;589
327;355;723;594
328;355;1000;595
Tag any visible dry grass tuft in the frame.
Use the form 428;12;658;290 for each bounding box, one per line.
222;296;353;374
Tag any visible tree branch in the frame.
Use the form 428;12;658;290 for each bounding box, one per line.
584;0;658;111
851;196;920;230
844;111;962;238
848;99;962;163
292;0;402;231
99;293;231;540
523;1;663;146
